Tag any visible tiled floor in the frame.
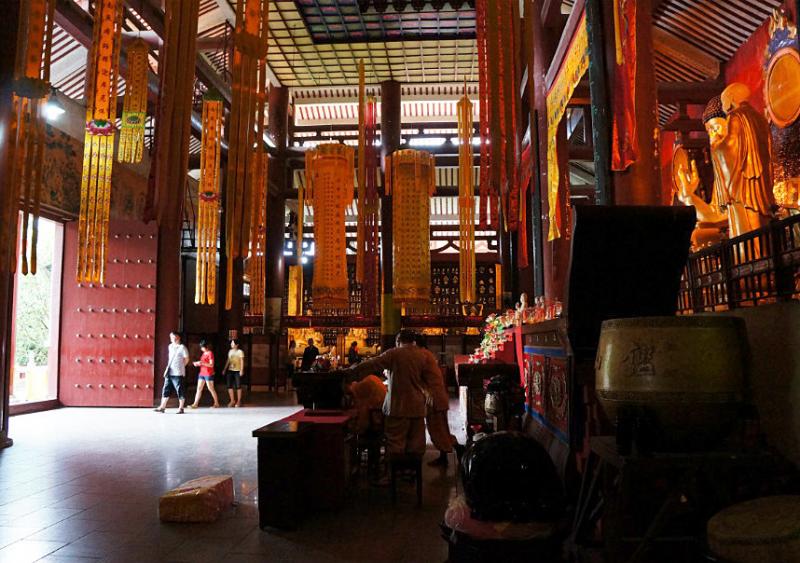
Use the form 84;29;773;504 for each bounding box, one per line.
0;394;460;562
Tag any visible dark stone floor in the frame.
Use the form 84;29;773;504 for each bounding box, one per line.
0;393;462;562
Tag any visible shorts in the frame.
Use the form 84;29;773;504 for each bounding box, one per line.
162;375;185;400
226;371;241;390
198;375;214;382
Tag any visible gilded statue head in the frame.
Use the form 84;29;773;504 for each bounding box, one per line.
720;83;751;113
703;96;728;147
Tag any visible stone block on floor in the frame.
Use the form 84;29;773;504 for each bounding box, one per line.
158;475;234;523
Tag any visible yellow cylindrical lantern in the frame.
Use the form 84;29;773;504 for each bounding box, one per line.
388;149;436;307
304;143;354;312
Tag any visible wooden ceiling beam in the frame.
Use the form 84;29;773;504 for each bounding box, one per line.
125;0;233;104
657;79;725;105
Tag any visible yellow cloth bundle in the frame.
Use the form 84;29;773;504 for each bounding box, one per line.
158;475;234;523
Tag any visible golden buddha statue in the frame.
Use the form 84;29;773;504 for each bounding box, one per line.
676;83;776;245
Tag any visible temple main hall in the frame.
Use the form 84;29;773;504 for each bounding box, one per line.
2;1;800;562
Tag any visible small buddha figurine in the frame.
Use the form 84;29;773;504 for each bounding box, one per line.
677;83;775;244
514;293;528;326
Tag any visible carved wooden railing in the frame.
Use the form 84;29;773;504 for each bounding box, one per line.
678;214;800;313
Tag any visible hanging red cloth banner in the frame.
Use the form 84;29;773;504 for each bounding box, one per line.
361;96;380;317
517;144;533;269
476;0;520;232
476;0;491;229
611;0;638;172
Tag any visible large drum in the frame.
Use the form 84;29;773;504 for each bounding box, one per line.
595;316;747;451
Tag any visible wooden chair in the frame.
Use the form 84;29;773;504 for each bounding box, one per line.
389;453;423;507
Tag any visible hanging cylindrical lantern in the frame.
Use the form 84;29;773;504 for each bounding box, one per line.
77;0;123;283
117;38;149;164
387;149;436;307
195;95;223;305
7;0;56;276
224;0;270;310
304;143;354;312
458;91;476;305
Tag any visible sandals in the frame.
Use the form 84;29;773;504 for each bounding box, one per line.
153;408;165;413
176;408;185;414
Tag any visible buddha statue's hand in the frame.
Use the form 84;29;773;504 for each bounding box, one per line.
677;160;701;204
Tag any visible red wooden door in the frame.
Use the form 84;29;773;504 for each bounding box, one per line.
59;220;158;406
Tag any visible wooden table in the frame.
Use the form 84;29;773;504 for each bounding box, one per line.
252;409;354;530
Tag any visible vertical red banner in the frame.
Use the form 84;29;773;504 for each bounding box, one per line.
611;0;638;171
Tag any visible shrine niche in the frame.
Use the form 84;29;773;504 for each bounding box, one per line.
765;10;800;213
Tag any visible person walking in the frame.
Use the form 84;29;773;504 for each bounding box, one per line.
222;339;245;408
300;337;319;371
155;331;189;414
343;330;441;458
415;333;456;467
347;341;361;366
190;340;220;408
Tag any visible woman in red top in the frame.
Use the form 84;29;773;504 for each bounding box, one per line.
190;340;220;408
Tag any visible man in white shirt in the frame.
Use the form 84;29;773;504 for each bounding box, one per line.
154;331;189;414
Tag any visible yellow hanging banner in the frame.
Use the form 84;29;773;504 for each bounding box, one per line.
546;11;588;241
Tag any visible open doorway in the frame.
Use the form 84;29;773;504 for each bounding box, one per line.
10;217;63;411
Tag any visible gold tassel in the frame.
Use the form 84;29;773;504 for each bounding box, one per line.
224;0;270;310
8;0;56;276
356;59;366;284
247;58;269;317
458;88;476;305
78;0;123;283
117;38;149;164
195;96;223;305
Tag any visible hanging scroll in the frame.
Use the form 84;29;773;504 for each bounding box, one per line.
387;149;436;307
611;0;638;171
195;96;223;305
224;0;270;310
77;0;123;283
476;0;521;231
546;12;588;241
148;0;200;232
304;144;354;311
457;92;476;305
7;0;56;276
247;60;269;317
117;38;149;164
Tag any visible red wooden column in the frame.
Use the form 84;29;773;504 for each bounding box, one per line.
380;80;401;350
608;0;661;205
0;0;21;447
154;222;181;400
264;85;289;334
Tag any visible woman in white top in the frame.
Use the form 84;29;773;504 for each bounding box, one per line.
222;339;246;407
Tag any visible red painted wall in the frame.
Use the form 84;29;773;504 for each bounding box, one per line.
59;221;158;407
